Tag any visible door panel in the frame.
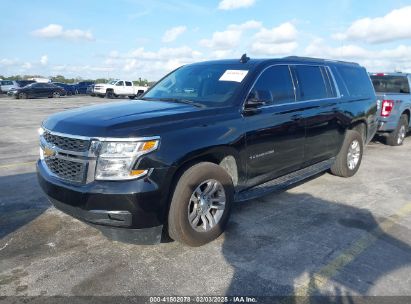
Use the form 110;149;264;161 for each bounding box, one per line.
244;65;305;187
245;104;305;187
292;65;342;166
302;100;341;166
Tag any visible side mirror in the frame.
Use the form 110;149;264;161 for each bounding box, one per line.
243;98;264;116
245;98;266;108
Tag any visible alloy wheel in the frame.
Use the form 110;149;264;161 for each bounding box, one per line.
187;179;226;232
347;139;361;170
397;125;406;145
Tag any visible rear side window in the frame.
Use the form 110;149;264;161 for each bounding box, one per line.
370;75;410;94
294;65;328;101
250;65;295;105
125;81;132;86
337;66;375;98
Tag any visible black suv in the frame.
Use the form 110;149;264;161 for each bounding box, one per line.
37;56;378;246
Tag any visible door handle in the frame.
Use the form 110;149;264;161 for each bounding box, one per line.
291;114;302;121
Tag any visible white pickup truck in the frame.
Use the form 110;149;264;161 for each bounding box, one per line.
93;80;149;99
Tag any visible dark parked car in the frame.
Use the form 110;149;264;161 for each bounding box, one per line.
37;56;378;246
8;83;66;99
52;82;77;96
74;81;94;94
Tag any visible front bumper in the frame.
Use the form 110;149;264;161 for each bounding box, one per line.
37;160;173;244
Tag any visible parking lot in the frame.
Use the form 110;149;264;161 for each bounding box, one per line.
0;95;411;298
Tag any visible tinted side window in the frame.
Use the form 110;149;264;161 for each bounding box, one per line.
338;66;374;98
250;65;295;105
117;81;124;86
125;81;132;86
295;65;328;101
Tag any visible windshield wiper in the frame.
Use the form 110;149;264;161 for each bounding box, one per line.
142;97;204;108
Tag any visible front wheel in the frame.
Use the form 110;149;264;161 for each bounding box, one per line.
330;130;363;178
52;91;61;98
168;162;234;246
105;91;115;99
18;92;27;99
386;114;408;146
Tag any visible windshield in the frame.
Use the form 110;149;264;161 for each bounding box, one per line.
371;75;410;94
143;64;250;106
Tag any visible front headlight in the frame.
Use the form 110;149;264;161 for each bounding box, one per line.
95;139;159;180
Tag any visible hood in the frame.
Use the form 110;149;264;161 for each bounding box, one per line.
94;83;113;88
43;99;221;138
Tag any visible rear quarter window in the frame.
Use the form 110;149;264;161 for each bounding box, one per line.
337;66;374;98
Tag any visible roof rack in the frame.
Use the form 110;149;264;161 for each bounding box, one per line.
283;56;358;65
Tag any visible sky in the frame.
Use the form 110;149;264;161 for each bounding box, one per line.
1;0;411;81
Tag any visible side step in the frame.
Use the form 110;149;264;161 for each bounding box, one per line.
235;158;335;203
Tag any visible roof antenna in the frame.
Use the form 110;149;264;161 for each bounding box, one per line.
240;53;250;63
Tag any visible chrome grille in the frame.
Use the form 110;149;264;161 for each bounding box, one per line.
41;130;91;184
43;131;90;152
44;157;87;184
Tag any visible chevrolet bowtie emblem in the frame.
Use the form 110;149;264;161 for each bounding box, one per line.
43;146;56;157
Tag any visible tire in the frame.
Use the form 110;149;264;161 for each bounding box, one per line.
52;91;61;98
330;130;363;178
168;162;234;247
18;92;27;99
128;96;135;99
386;114;408;146
105;91;114;99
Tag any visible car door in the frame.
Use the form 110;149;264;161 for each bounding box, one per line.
115;81;125;95
125;81;134;95
244;65;306;187
292;64;342;167
26;83;40;97
38;83;49;97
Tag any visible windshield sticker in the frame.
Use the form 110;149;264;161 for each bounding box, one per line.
219;70;249;82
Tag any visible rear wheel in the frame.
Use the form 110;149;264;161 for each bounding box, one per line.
52;91;61;98
386;114;408;146
168;162;234;246
330;130;363;178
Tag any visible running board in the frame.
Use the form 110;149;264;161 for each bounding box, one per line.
235;158;335;203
